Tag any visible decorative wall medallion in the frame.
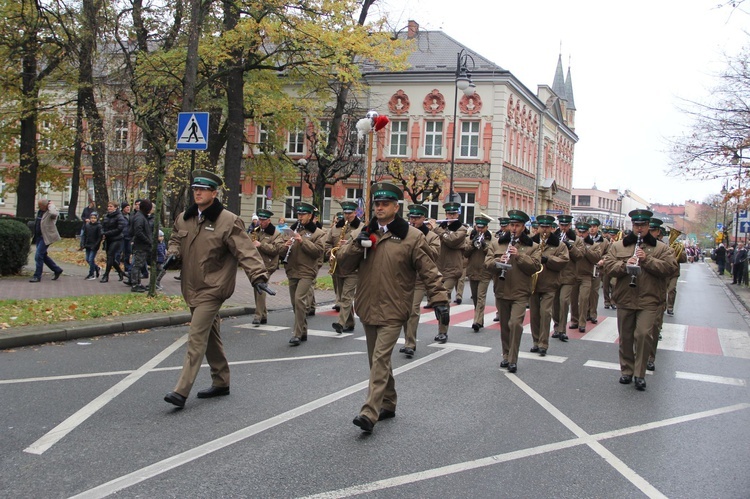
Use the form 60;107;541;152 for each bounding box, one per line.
423;89;446;115
459;93;482;115
388;90;410;115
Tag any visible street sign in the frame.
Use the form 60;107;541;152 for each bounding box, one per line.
739;209;749;222
741;221;750;234
717;223;724;230
546;209;563;215
176;112;209;150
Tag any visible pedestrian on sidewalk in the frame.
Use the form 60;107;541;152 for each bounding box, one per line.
732;242;747;285
29;199;64;282
715;243;727;275
80;212;103;280
155;230;166;290
100;201;127;283
128;199;152;292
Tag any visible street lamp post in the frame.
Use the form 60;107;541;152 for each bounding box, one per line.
721;182;728;245
731;148;746;247
448;50;476;204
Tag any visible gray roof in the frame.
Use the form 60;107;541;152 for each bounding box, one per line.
564;66;576;110
551;54;566;98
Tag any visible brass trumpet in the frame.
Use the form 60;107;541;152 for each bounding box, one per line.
328;220;350;275
531;233;546;293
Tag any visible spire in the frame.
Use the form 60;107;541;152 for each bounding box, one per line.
564;58;576;110
552;53;566;99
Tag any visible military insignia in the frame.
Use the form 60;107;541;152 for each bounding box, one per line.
205;225;215;231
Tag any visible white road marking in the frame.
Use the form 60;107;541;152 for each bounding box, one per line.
419;304;475;323
718;328;750;359
517;351;567;363
430;342;492;353
675;371;746;387
68;348;455;499
24;334;188;455
583;360;653;376
657;323;688;352
234;324;288;331
581;318;619;343
305;329;354;339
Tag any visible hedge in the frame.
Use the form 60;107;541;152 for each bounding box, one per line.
0;219;32;275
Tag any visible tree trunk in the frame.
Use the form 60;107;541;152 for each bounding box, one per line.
69;96;84;219
16;34;39;218
222;0;243;215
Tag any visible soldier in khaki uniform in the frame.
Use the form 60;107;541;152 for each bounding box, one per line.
329;212;344;312
464;214;494;332
529;215;570;356
485;210;541;373
429;202;468;342
336;183;449;433
553;215;582;341
250;208;284;325
327;201;363;334
603;210;678;391
587;219;609;323
492;217;510;322
401;204;441;357
281;202;326;346
601;228;618;309
569;222;603;333
164;170;272;409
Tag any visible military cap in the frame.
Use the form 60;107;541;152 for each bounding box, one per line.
507;210;530;223
557;214;573;224
530;221;539;228
339;201;357;213
335;212;344;220
474;215;492;227
629;209;653;222
536;215;556;226
659;226;667;236
257;208;274;219
498;217;510;226
191;169;223;190
576;222;591;231
443;202;461;214
407;204;428;217
589;218;601;226
649;217;664;228
295;201;317;214
372;182;403;201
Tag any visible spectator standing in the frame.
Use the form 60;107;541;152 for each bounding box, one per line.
155;230;166;290
100;201;127;282
120;201;132;271
81;212;103;279
29;199;64;282
715;243;727;275
79;200;96;240
128;199;152;292
732;242;747;285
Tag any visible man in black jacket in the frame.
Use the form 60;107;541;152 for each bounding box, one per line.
129;199;152;292
732;242;747;285
715;243;727;275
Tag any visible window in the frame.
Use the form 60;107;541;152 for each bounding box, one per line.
38;181;51;196
423;198;440;220
571;195;576;206
285;186;301;218
63;178;72;208
140;130;149;151
87;179;95;202
257;123;275;153
389;121;408;156
113;118;129;150
578;195;591;207
322;187;332;223
424;121;443;157
0;178;5;205
459;121;480;158
457;192;476;225
287;127;305;154
112;179;124;203
40;120;52;149
255;184;271;212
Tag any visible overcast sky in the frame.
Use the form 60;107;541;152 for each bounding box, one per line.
380;0;748;205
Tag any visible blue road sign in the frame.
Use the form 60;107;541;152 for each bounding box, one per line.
739;209;749;221
717;223;724;230
741;221;750;234
176;112;209;150
546;209;563;215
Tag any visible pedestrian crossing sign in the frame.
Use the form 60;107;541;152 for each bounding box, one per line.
176;112;209;150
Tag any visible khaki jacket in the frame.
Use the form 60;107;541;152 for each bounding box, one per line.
484;232;541;301
433;220;468;280
337;216;449;325
40;204;61;246
250;223;284;274
326;217;364;275
575;235;604;279
558;229;582;285
168;200;269;307
531;232;570;294
281;221;326;280
602;232;678;310
464;229;494;281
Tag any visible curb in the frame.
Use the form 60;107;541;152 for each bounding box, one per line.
0;306;254;350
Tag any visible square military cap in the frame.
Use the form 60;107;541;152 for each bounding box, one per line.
295;202;317;214
443;202;461;214
589;218;601;226
557;214;573;224
339;201;357;213
576;222;591;231
649;217;664;228
536;215;556;226
191;169;223;190
257;208;274;219
507;210;530;223
372;182;403;201
408;204;428;217
629;209;653;222
474;215;492;227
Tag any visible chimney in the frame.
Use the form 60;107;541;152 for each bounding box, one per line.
407;20;419;39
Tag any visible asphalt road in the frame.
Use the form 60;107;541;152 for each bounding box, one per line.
1;261;749;498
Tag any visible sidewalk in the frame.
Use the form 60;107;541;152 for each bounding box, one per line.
704;258;750;314
0;254;336;349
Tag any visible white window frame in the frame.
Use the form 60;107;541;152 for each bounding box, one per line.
257;123;274;153
63;178;72;208
285;186;301;219
39;120;53;150
255;184;271;212
322;187;332;223
389;120;408;157
112;179;124;203
459;121;480;158
424;120;443;157
457;191;476;225
87;179;95;202
423;198;440;220
114;118;129;150
287;127;305;154
0;178;6;205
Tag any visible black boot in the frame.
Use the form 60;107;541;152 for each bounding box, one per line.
100;274;109;283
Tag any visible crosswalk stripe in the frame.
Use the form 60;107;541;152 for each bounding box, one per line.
580;317;618;343
234;324;289;331
583;360;653;375
685;325;723;355
675;371;746;386
518;351;567;363
718;329;750;359
430;342;492;353
305;329;354;339
657;323;688;352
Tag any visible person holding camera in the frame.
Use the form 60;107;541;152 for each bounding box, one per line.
335;182;450;434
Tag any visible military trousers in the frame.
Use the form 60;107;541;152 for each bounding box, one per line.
497;298;527;363
574;276;592;327
588;274;602;319
360;323;400;424
649;301;667;362
439;276;460;334
666;276;678;311
174;301;230;396
557;283;574;333
617;307;658;378
403;284;425;350
530;290;556;349
469;279;490;326
602;274;614;307
253;286;268;321
289;277;314;338
455;268;467;301
336;273;358;329
333;272;343;307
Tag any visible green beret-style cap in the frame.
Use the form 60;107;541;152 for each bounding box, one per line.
443;202;461;213
372;182;403;201
474;216;491;227
576;222;591;231
536;215;555;226
191;169;223;189
339;201;357;213
557;215;573;224
649;217;663;228
335;212;344;220
257;208;274;219
498;217;510;226
296;202;317;214
589;218;601;226
407;204;428;217
507;210;530;223
629;209;653;222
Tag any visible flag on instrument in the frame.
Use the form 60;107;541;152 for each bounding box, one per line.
356;197;365;218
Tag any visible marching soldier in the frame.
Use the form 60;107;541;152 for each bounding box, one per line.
251;209;284;325
485;210;541;373
335;182;450;433
305;209;326;317
553;215;582;341
603;209;677;391
330;212;344;312
569;222;603;333
646;218;678;371
587;219;609;324
401;204;441;357
328;201;363;334
529;215;570;356
464;214;494;332
429;201;468;343
601;228;618;309
493;217;510;322
281;202;326;346
665;228;687;317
